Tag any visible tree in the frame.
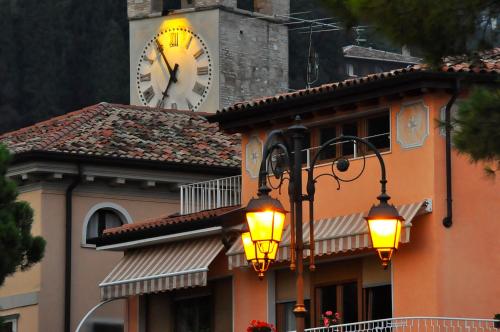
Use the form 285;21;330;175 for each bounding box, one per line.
322;0;500;174
321;0;499;65
0;145;45;286
453;88;500;176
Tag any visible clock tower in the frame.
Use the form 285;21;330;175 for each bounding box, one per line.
128;0;289;113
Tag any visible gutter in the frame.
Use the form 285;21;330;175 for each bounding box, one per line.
64;165;82;332
443;80;460;228
11;151;240;176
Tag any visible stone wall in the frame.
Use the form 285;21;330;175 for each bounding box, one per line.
128;0;288;19
219;9;288;108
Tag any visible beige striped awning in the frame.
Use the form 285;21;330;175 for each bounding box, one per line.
100;236;224;300
227;199;432;269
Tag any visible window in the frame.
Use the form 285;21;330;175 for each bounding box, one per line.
316;282;358;325
346;63;355;77
175;295;212;332
366;114;390;151
162;0;181;13
276;300;311;332
0;315;18;332
237;0;254;11
363;285;391;320
341;122;358;156
311;110;391;165
86;209;125;242
93;321;123;332
318;126;337;161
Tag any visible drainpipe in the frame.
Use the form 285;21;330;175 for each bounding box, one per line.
65;165;82;332
442;80;460;228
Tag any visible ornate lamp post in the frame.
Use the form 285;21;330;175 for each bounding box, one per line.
242;117;403;332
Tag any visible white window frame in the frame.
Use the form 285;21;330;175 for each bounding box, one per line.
81;202;133;248
1;315;18;332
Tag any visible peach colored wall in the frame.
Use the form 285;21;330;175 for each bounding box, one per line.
0;183;179;332
233;268;269;331
70;189;179;331
1;305;39;332
239;91;500;323
0;190;42;331
0;190;42;298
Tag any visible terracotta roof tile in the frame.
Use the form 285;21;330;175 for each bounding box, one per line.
0;103;241;168
217;48;500;115
103;205;242;236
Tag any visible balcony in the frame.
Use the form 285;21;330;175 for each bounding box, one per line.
300;317;498;332
180;175;242;215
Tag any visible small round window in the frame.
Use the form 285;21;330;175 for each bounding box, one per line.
86;209;125;242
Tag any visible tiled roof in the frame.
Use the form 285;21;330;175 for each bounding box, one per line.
0;103;241;168
102;205;242;237
217;48;500;115
343;45;422;64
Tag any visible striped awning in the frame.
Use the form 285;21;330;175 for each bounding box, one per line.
227;199;432;269
100;236;224;300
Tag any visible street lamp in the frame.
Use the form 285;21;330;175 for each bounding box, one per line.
242;117;402;332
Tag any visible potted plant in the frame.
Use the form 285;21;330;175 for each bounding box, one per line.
247;320;276;332
322;310;341;327
494;314;500;329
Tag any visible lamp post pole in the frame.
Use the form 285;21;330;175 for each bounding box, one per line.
246;116;402;332
290;122;307;332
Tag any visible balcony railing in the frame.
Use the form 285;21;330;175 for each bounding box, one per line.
299;317;498;332
180;175;242;215
303;132;391;169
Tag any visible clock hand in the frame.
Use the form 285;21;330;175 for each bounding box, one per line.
160;63;179;101
154;39;178;83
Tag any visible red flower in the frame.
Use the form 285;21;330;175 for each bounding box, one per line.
325;310;333;316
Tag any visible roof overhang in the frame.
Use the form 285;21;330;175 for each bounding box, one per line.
208;71;498;133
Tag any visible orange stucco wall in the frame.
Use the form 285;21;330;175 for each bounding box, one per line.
236;91;500;326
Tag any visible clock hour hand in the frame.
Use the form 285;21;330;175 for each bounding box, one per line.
154;39;178;83
160;63;179;101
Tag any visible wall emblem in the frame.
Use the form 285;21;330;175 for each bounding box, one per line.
396;101;429;149
246;136;263;178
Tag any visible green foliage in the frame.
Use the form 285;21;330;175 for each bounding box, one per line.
0;0;129;134
321;0;499;65
0;145;46;286
453;88;500;176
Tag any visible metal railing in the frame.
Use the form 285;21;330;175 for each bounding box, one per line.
300;317;498;332
179;175;242;215
303;132;391;169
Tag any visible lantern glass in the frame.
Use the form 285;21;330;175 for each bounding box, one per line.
368;218;402;249
246;210;285;243
242;232;279;262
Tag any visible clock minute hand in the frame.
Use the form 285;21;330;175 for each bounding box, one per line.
155;39;178;83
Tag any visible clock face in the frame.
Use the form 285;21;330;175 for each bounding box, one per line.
136;27;212;111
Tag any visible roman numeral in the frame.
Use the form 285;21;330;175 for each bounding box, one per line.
186;98;194;110
192;81;206;96
193;48;204;60
143;86;155;103
197;66;209;76
140;73;151;82
185;35;193;50
143;55;154;64
169;32;178;47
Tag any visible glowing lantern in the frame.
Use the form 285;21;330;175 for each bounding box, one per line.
242;232;279;279
365;201;404;268
245;189;286;256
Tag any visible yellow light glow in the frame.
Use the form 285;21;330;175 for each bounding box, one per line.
368;219;401;249
246;210;285;243
242;233;279;262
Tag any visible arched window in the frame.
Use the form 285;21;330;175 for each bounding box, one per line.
82;203;132;247
86;209;124;241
